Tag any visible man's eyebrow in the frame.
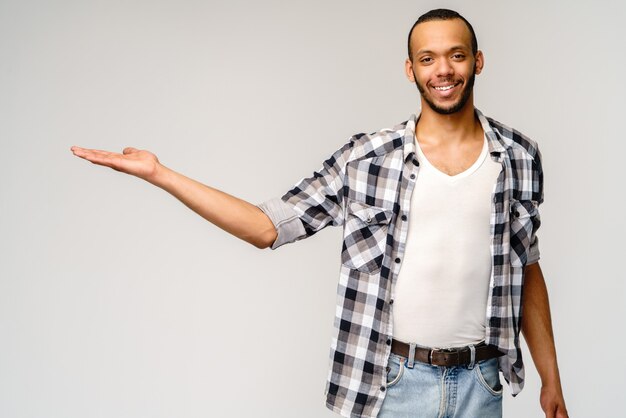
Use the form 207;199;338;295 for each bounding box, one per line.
414;45;470;56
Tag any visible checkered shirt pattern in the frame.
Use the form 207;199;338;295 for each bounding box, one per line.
257;108;543;418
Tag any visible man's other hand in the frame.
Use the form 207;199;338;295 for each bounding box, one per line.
540;384;569;418
71;146;160;182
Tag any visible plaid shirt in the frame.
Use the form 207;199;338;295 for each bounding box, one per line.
258;108;543;418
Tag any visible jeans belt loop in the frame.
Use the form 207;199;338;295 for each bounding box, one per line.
467;344;476;370
407;343;416;369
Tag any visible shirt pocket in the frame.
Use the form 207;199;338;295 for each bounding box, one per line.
509;198;539;267
341;200;393;274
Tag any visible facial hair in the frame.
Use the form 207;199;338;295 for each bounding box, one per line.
413;62;476;115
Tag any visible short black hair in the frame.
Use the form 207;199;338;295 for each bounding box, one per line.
407;9;478;59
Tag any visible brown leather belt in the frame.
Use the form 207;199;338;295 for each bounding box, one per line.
391;339;504;367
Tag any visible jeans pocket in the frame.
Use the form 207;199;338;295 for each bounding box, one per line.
474;358;503;396
341;200;393;274
385;354;405;388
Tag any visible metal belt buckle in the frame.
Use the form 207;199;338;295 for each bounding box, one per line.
442;347;461;366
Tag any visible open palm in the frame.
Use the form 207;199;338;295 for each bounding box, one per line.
70;146;160;181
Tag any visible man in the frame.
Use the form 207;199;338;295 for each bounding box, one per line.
71;8;568;418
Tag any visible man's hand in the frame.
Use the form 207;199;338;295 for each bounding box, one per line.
540;384;569;418
71;146;161;182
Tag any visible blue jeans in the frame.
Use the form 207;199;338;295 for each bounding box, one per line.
378;352;503;418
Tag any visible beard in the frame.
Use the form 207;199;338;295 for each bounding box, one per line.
413;64;476;115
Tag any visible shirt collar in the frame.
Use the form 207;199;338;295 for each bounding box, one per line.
475;108;506;155
403;107;506;162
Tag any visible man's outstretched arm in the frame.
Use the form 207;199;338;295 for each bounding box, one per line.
70;146;277;249
521;261;569;418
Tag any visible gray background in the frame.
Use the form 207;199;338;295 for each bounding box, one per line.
1;0;624;417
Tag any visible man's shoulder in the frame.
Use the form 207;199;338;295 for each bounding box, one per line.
484;114;541;160
345;118;412;162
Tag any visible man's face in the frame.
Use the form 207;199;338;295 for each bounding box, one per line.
405;19;484;115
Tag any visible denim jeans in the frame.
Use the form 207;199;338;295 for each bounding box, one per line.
378;352;503;418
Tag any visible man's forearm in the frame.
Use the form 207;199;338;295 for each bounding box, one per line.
149;164;278;249
521;262;569;417
521;262;562;385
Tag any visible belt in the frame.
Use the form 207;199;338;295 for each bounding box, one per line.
391;339;504;367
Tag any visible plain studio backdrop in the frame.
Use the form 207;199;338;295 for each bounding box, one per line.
1;0;624;417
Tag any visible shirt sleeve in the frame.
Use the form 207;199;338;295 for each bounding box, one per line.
526;144;544;265
527;235;540;265
257;137;355;250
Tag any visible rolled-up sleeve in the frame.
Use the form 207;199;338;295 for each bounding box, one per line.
257;137;355;250
527;234;540;264
257;197;307;250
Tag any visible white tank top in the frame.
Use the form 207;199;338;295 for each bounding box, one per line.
392;134;502;348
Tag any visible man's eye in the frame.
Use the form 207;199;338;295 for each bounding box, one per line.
420;57;432;63
452;54;465;59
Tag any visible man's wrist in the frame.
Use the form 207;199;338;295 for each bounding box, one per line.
145;162;170;188
540;369;563;389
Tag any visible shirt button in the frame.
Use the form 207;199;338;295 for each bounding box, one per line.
410;174;416;180
395;258;401;263
514;211;520;217
389;299;394;305
401;215;407;221
380;386;386;392
386;338;392;346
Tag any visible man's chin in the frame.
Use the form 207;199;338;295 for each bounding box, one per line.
425;99;464;115
433;105;459;115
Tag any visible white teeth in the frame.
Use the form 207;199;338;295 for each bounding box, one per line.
434;84;455;91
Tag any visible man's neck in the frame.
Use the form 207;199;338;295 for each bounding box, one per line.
415;101;482;147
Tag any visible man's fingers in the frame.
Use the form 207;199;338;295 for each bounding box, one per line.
556;405;569;418
544;401;569;418
72;146;133;157
71;146;123;168
72;147;110;158
70;146;90;158
85;153;120;168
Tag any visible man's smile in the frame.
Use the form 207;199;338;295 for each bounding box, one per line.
431;81;462;97
433;84;456;90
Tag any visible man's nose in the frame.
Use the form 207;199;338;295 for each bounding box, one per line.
435;59;454;77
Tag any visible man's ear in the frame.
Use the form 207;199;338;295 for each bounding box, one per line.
474;50;484;75
405;58;415;82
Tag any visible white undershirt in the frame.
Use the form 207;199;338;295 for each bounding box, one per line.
392;133;502;348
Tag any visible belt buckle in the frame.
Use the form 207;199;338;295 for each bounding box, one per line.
438;347;461;366
428;348;451;365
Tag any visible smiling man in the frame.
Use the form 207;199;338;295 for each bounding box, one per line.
71;8;568;418
408;19;479;116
